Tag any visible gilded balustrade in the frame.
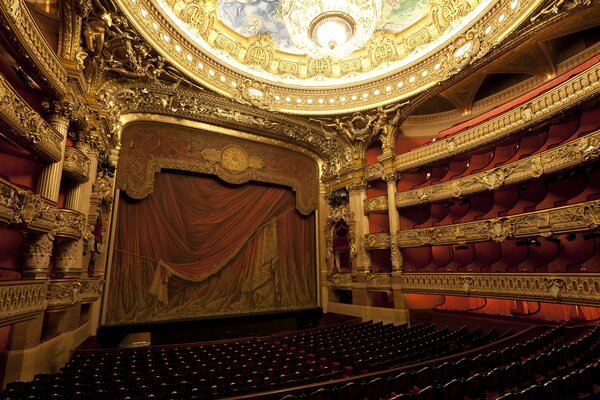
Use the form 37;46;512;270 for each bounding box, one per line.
396;199;600;247
54;209;87;240
0;281;48;326
0;178;57;233
63;147;91;183
364;232;391;250
400;273;600;306
396;129;600;208
0;74;63;162
364;196;389;214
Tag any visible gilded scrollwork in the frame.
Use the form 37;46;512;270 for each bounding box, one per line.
396;199;600;247
47;281;82;310
396;130;600;208
364;196;389;214
55;209;88;240
0;0;68;96
0;75;63;162
0;281;48;326
63;147;92;183
400;273;600;306
364;233;391;250
0;179;57;233
80;278;105;303
366;273;392;290
329;273;352;288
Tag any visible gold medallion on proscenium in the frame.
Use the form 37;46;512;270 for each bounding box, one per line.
220;146;249;174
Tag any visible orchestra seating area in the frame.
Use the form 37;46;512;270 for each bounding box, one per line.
2;319;599;400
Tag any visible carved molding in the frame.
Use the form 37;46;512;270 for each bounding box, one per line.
364;232;391;250
397;199;600;247
0;74;63;162
400;273;600;306
47;280;81;310
364;196;389;214
0;0;68;96
367;273;392;290
396;130;600;207
0;281;48;326
329;273;353;288
116;123;319;215
54;209;87;240
0;179;57;233
80;278;105;303
63;147;91;183
393;62;600;173
364;163;384;182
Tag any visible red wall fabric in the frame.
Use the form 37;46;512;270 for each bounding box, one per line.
107;171;317;324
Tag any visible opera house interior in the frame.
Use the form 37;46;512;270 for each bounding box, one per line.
1;0;600;398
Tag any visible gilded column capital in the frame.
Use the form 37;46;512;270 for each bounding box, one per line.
382;171;398;183
347;180;369;193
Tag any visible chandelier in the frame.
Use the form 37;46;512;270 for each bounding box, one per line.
281;0;383;59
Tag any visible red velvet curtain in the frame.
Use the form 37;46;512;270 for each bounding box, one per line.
107;171;316;324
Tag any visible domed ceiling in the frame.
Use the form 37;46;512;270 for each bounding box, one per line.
116;0;538;114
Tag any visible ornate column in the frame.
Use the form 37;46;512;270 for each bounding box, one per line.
23;104;70;279
54;136;98;279
382;163;402;273
347;179;370;306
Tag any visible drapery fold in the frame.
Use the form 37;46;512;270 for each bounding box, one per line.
107;171;316;324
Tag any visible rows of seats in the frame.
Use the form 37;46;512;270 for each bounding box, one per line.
399;164;600;230
274;325;599;400
0;321;501;400
402;233;600;273
396;102;600;192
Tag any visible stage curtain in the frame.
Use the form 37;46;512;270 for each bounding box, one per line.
108;171;316;323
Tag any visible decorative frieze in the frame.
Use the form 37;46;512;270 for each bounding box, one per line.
80;278;105;303
364;196;389;214
54;209;87;240
63;147;91;183
366;273;392;290
0;179;57;232
364;233;391;250
0;0;68;96
0;75;63;162
0;281;48;326
47;280;81;310
364;163;384;182
329;273;353;288
396;130;600;207
397;199;600;247
393;62;600;173
400;273;600;306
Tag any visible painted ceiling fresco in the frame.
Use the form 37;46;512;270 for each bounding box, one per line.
218;0;430;55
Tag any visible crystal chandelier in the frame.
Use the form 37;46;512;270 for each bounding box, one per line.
281;0;382;59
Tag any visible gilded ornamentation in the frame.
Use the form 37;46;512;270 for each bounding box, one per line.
330;273;352;288
488;218;512;242
347;180;369;193
530;0;592;22
367;31;399;68
396;199;600;247
201;145;264;175
237;79;274;110
545;277;567;300
307;57;333;78
53;241;80;278
0;281;48;326
47;281;82;310
328;205;354;224
174;0;216;38
364;163;384;181
395;130;600;208
364;233;391;250
0;74;62;162
0;0;68;96
393;62;600;173
55;209;88;240
80;278;105;303
244;34;275;70
23;233;54;275
364;196;389;214
390;232;403;271
400;273;600;306
0;179;57;233
366;273;392;290
63;147;92;183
